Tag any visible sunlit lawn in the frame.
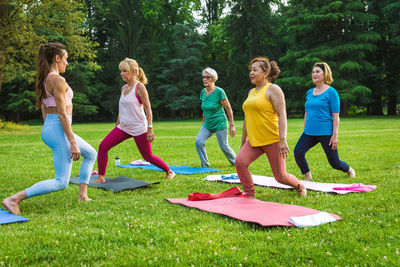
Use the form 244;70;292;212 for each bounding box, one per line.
0;117;399;265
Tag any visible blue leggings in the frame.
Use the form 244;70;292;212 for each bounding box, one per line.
195;126;236;167
25;114;97;198
294;132;349;174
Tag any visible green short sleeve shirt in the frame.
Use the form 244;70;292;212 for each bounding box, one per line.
200;87;228;131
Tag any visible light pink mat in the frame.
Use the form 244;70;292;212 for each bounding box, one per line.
166;197;342;227
205;174;377;194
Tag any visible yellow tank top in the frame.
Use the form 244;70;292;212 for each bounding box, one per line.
242;83;279;146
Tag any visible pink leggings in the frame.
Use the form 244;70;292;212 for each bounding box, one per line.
235;141;301;197
98;127;170;175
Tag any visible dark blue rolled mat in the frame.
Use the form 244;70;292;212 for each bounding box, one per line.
69;175;159;193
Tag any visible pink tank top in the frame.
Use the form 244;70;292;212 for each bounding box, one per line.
117;82;147;136
42;72;73;107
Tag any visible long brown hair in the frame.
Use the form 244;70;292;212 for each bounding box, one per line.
35;42;66;109
248;57;280;82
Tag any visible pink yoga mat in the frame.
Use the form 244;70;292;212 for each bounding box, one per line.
166;197;342;227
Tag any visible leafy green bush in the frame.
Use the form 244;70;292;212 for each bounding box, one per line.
0;119;29;131
347;105;367;116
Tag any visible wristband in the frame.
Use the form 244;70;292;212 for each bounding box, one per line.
148;125;153;129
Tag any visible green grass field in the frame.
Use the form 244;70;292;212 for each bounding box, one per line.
0;117;399;266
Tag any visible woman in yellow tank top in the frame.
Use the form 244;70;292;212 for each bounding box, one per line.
235;57;306;198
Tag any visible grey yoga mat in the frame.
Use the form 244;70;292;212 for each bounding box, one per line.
69;175;160;193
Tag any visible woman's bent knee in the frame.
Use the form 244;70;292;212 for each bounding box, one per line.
195;139;205;147
235;157;248;169
55;180;69;191
98;141;110;153
88;148;97;161
294;148;304;158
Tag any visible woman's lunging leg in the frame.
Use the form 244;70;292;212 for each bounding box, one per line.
97;127;131;176
195;126;214;167
215;129;236;166
235;141;263;198
265;142;304;190
75;134;97;201
294;133;318;174
134;133;170;172
25;117;72;198
319;135;350;172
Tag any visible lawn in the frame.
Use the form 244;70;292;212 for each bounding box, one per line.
0;117;399;266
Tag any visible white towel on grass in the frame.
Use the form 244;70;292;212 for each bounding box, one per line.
289;212;337;228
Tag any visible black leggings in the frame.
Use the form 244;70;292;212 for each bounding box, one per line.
294;132;350;174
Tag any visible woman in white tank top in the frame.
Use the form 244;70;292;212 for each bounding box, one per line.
94;58;175;183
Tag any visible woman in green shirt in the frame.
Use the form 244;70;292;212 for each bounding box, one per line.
195;67;237;167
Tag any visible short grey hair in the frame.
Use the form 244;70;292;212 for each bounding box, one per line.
202;67;218;81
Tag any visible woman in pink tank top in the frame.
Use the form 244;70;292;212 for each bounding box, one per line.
94;58;175;183
2;42;97;214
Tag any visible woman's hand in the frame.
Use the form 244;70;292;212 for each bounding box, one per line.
279;138;290;159
330;113;340;151
329;134;338;150
229;124;236;137
70;141;81;161
147;128;154;143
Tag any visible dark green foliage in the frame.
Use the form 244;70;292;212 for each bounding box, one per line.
151;24;205;119
0;0;98;122
224;0;283;112
1;0;398;122
279;0;380;114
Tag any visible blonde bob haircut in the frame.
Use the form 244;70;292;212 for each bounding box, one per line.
119;58;148;85
313;62;333;85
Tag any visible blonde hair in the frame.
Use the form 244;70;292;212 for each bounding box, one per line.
248;57;280;82
119;58;148;85
313;62;333;85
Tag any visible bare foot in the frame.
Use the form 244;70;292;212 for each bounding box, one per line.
2;197;20;214
165;170;175;180
297;183;307;197
78;195;93;202
347;167;356;178
93;175;106;183
305;172;312;181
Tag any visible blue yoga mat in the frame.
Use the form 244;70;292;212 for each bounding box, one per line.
0;210;29;225
118;164;221;175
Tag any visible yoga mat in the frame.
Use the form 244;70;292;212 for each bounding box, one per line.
0;210;29;225
205;174;377;194
166;197;341;227
118;164;221;175
69;175;159;193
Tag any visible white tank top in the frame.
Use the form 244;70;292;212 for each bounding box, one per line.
117;82;147;136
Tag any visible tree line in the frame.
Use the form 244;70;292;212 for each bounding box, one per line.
1;0;399;122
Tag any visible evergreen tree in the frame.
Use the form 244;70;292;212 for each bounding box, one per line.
224;0;282;113
152;24;205;119
279;0;380;114
83;0;201;120
384;0;400;115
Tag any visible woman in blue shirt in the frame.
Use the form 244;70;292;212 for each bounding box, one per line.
294;62;355;181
